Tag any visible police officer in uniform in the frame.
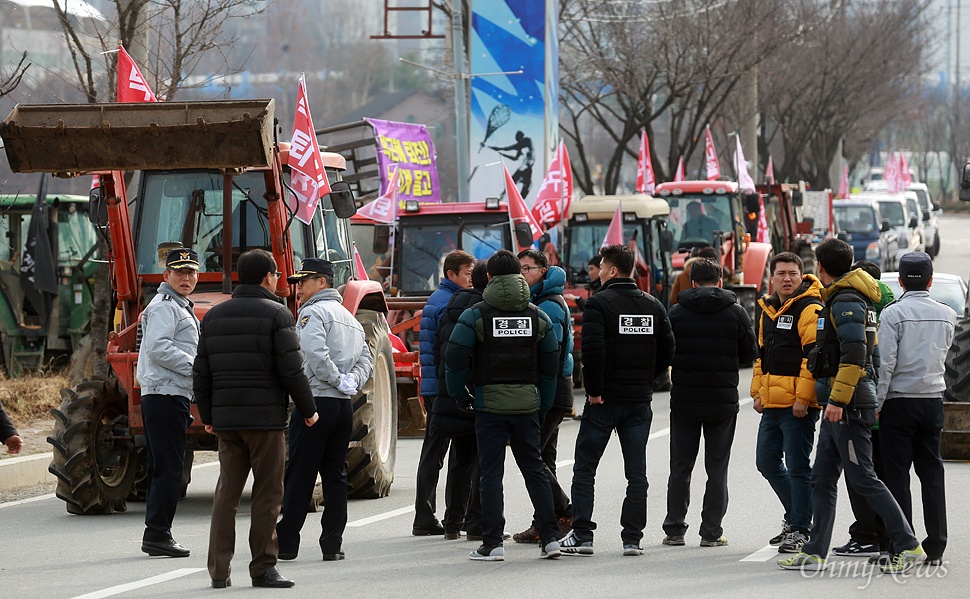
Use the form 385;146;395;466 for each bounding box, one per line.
138;247;200;558
445;250;562;562
560;244;675;557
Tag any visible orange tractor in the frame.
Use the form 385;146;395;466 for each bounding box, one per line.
0;100;400;513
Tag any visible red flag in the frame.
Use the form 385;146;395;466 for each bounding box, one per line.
116;45;157;103
838;163;850;199
757;196;769;243
704;125;720;181
636;129;657;194
885;152;900;193
505;164;542;248
673;157;685;182
353;243;369;280
531;145;568;226
601;202;624;248
734;136;756;193
899;153;913;187
766;156;775;183
288;75;331;225
357;163;399;224
560;141;574;216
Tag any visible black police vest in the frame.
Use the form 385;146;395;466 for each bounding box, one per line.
598;287;659;387
808;288;876;379
759;296;822;377
472;301;541;387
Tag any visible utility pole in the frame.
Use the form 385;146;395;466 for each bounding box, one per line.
740;67;758;185
451;0;470;202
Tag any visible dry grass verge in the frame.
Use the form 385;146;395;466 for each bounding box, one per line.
0;370;68;424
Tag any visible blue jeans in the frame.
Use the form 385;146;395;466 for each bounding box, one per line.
755;407;819;534
571;401;652;546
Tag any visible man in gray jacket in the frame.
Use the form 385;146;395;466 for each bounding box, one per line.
137;247;200;558
277;258;373;561
877;251;956;566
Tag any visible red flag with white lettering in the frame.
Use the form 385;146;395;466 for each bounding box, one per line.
602;202;624;248
560;141;574;216
116;45;157;103
288;75;331;224
357;164;399;224
838;163;850;199
506;164;543;248
636;129;657;194
531;145;568;226
899;153;913;187
704;125;720;181
674;157;685;182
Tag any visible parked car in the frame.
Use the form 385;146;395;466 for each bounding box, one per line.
833;197;897;272
907;182;941;257
881;271;967;315
875;195;921;267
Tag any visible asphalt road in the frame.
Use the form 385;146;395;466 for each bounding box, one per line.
3;216;970;598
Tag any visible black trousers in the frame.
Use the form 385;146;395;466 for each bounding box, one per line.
534;406;571;522
141;393;191;543
413;396;451;528
277;397;353;556
443;432;481;534
663;413;737;540
880;397;948;559
845;427;890;550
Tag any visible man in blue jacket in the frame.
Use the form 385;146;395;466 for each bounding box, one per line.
413;250;475;536
445;250;562;562
513;249;575;543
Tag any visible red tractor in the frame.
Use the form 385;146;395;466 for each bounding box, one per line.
0;100;399;513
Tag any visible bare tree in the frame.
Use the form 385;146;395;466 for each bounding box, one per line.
0;52;30;100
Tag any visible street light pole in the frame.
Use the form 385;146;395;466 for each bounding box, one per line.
452;0;470;202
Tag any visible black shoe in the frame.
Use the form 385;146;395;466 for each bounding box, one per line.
141;539;190;558
445;530;462;540
211;578;231;589
278;552;298;561
322;552;345;561
412;521;445;536
252;567;294;588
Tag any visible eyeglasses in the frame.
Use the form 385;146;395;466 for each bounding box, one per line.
521;265;544;273
273;271;283;277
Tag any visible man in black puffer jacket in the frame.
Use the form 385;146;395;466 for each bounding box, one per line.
662;258;756;548
194;249;319;589
433;260;488;539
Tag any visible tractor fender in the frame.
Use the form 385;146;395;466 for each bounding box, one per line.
742;241;773;291
342;279;388;315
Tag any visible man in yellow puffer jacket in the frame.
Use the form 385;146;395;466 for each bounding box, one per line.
750;252;823;554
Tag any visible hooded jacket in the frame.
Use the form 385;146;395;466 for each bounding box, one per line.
444;274;559;415
529;265;575;384
669;286;757;421
297;287;373;399
137;282;200;398
193;284;316;431
419;278;463;398
751;274;823;409
812;268;882;408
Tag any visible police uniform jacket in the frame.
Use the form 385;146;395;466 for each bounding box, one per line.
444;274;560;415
582;277;674;403
751;274;823;409
298;287;373;399
193;284;316;430
809;269;881;408
137;282;200;398
669;285;756;421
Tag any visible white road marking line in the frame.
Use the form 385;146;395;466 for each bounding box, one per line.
0;493;55;509
740;545;778;562
556;459;574;468
649;427;670;440
70;568;205;599
347;505;414;527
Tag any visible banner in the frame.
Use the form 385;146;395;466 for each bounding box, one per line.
636;129;656;194
838;163;850;199
357;163;400;224
21;175;57;326
367;118;441;204
734;136;756;193
116;45;157;103
505;164;543;247
704;125;720;181
530;143;569;226
560;141;574;216
288;75;331;224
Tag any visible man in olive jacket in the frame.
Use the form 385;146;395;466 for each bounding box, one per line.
445;250;562;562
194;249;318;589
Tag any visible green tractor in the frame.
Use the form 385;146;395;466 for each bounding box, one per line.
0;189;98;377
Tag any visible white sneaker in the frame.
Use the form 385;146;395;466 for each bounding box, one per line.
540;540;561;559
559;530;594;556
469;544;505;562
623;544;643;556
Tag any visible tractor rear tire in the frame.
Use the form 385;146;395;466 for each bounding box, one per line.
348;310;398;499
944;316;970;403
798;244;816;276
68;334;98;386
47;377;136;515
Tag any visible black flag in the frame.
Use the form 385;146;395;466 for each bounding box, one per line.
20;175;58;327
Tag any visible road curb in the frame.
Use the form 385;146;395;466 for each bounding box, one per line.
0;452;54;491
